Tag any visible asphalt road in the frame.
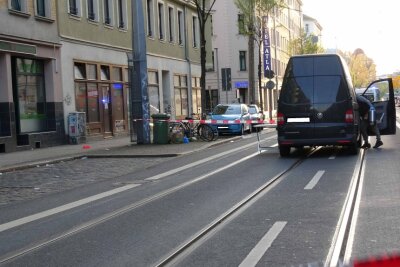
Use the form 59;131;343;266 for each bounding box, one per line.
0;125;399;267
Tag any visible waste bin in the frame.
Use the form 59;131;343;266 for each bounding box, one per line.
151;113;170;144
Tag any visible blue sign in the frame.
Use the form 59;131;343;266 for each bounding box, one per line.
263;16;272;77
235;81;249;88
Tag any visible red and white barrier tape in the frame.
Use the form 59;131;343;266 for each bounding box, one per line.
132;119;276;124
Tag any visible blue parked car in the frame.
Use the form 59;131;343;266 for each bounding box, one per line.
210;104;251;135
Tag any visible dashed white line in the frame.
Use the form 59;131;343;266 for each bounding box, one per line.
304;170;325;190
0;184;141;233
329;154;336;160
239;221;287;267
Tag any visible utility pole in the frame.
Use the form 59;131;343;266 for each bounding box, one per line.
130;0;150;144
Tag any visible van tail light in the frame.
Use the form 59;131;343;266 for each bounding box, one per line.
277;112;285;125
345;109;354;123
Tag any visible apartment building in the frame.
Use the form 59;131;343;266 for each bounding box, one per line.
0;0;64;153
206;0;303;117
303;14;323;46
59;0;205;142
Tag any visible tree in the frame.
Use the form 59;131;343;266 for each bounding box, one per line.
191;0;216;118
348;49;376;88
234;0;285;106
288;31;325;56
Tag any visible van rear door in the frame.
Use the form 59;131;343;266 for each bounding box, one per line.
312;56;354;139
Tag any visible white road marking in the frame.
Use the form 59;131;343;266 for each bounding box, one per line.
239;221;287;267
329;154;336;160
0;184;140;233
146;135;277;181
304;170;325;190
396;122;400;129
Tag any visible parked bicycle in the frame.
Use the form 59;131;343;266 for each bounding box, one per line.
169;113;217;143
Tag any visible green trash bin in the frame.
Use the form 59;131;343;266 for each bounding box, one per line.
151;113;170;144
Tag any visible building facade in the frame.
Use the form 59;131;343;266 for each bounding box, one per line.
303;14;323;46
205;0;303;118
0;0;64;153
59;0;205;143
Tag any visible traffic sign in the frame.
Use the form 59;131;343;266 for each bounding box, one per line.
266;80;275;89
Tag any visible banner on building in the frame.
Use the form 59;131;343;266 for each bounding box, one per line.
262;16;272;77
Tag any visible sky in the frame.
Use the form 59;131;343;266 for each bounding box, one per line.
302;0;400;75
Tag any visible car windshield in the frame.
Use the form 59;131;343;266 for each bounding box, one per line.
213;105;241;115
248;106;258;114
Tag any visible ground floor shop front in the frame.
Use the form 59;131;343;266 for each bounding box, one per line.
0;38;65;153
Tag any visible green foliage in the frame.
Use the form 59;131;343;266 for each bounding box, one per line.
288;31;324;56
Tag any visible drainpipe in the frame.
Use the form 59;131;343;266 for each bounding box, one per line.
184;6;193;117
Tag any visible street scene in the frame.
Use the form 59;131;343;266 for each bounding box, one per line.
2;0;400;266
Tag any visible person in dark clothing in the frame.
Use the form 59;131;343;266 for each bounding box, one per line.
356;95;383;148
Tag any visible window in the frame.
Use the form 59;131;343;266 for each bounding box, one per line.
74;63;86;79
35;0;48;17
192;15;199;48
147;0;154;37
177;10;184;45
239;51;247;71
158;2;165;40
69;0;81;16
87;0;99;21
14;58;47;133
103;0;113;25
210;15;214;36
100;65;110;80
87;64;97;80
192;77;202;115
168;6;174;42
148;71;160;115
10;0;27;12
211;51;215;71
117;0;127;29
174;75;188;118
238;14;245;34
113;67;122;81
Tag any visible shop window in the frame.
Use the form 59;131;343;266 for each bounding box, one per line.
75;83;87;113
74;62;86;79
148;71;160;115
123;68;129;82
14;58;47;133
174;74;188;118
87;83;100;122
192;77;201;115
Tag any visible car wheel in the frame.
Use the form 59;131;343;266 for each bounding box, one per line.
279;145;291;157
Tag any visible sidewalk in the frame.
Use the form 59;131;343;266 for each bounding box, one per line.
0;135;242;173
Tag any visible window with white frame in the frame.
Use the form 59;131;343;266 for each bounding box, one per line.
69;0;81;16
177;9;184;45
103;0;113;25
192;15;199;48
146;0;154;37
35;0;51;18
87;0;99;21
167;6;175;43
158;2;165;40
10;0;27;13
117;0;127;29
239;51;247;71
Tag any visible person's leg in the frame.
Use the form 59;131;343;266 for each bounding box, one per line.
373;122;383;148
360;119;370;148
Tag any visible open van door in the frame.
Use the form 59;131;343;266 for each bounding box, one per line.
362;78;396;135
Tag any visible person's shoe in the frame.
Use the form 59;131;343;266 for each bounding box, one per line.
373;140;383;148
361;143;371;149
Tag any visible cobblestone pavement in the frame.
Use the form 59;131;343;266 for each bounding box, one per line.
0;157;169;206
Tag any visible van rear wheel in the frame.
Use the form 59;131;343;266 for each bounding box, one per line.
279;145;291;157
348;141;359;155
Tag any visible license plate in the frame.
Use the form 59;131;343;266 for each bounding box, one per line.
287;117;310;123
